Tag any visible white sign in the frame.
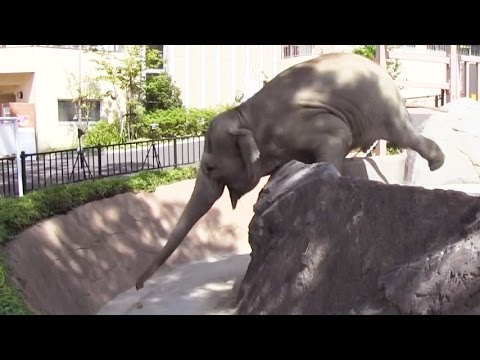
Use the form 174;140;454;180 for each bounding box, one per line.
0;117;24;197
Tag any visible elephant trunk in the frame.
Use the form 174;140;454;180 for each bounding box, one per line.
135;170;224;290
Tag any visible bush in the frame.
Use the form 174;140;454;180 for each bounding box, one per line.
138;105;232;139
83;119;123;146
82;105;234;146
145;72;183;111
0;166;198;315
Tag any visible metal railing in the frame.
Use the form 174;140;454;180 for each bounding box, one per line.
281;45;314;58
0;156;17;197
1;135;205;197
0;45;125;52
404;92;445;108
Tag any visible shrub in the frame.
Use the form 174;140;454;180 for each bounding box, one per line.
138;105;232;139
144;72;183;111
0;166;198;315
83;119;123;146
82;105;235;146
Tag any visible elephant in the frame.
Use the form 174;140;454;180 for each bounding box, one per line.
135;52;445;290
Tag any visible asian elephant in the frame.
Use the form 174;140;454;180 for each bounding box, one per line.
135;52;445;290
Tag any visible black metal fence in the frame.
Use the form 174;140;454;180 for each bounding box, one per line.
1;135;205;197
1;156;18;197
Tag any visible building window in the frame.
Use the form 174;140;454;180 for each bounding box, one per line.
30;45;124;52
426;45;448;52
281;45;314;58
457;45;480;56
58;99;101;122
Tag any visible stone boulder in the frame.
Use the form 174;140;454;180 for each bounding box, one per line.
236;161;480;315
405;98;480;186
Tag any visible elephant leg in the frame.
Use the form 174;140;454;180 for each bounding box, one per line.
294;112;352;173
407;135;444;171
385;114;445;171
312;134;350;173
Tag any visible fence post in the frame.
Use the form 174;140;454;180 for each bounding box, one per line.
20;151;27;193
173;138;178;168
447;45;460;103
97;146;102;177
374;45;388;156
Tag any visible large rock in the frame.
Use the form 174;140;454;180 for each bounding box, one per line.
236;161;480;315
405;98;480;186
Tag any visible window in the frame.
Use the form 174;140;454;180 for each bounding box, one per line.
96;45;124;52
457;45;480;56
31;45;124;52
58;99;101;122
426;45;448;52
281;45;314;58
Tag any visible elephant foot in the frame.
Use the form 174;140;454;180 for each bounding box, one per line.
415;136;445;172
429;157;444;171
427;142;445;171
426;146;445;171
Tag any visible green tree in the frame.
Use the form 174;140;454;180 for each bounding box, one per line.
66;72;102;129
94;45;144;140
94;46;183;140
144;46;183;111
352;45;401;80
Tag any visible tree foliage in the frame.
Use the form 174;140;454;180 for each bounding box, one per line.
94;45;144;140
144;47;182;111
352;45;401;80
66;72;102;129
93;45;183;141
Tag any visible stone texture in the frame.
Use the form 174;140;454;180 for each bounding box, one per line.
405;98;480;186
236;161;480;315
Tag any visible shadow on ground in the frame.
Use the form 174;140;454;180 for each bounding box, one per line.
98;253;251;315
5;178;267;315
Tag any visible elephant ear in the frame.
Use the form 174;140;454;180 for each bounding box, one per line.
228;128;260;181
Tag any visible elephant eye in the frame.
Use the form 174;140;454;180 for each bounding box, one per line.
205;165;215;173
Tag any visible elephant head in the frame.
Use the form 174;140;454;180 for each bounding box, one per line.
135;109;262;290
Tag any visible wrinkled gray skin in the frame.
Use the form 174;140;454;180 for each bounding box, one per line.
135;52;445;290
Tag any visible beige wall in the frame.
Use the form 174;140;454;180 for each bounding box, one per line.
395;59;446;105
166;45;358;109
0;46;127;151
166;44;470;111
165;45;477;107
167;45;305;108
0;73;35;103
